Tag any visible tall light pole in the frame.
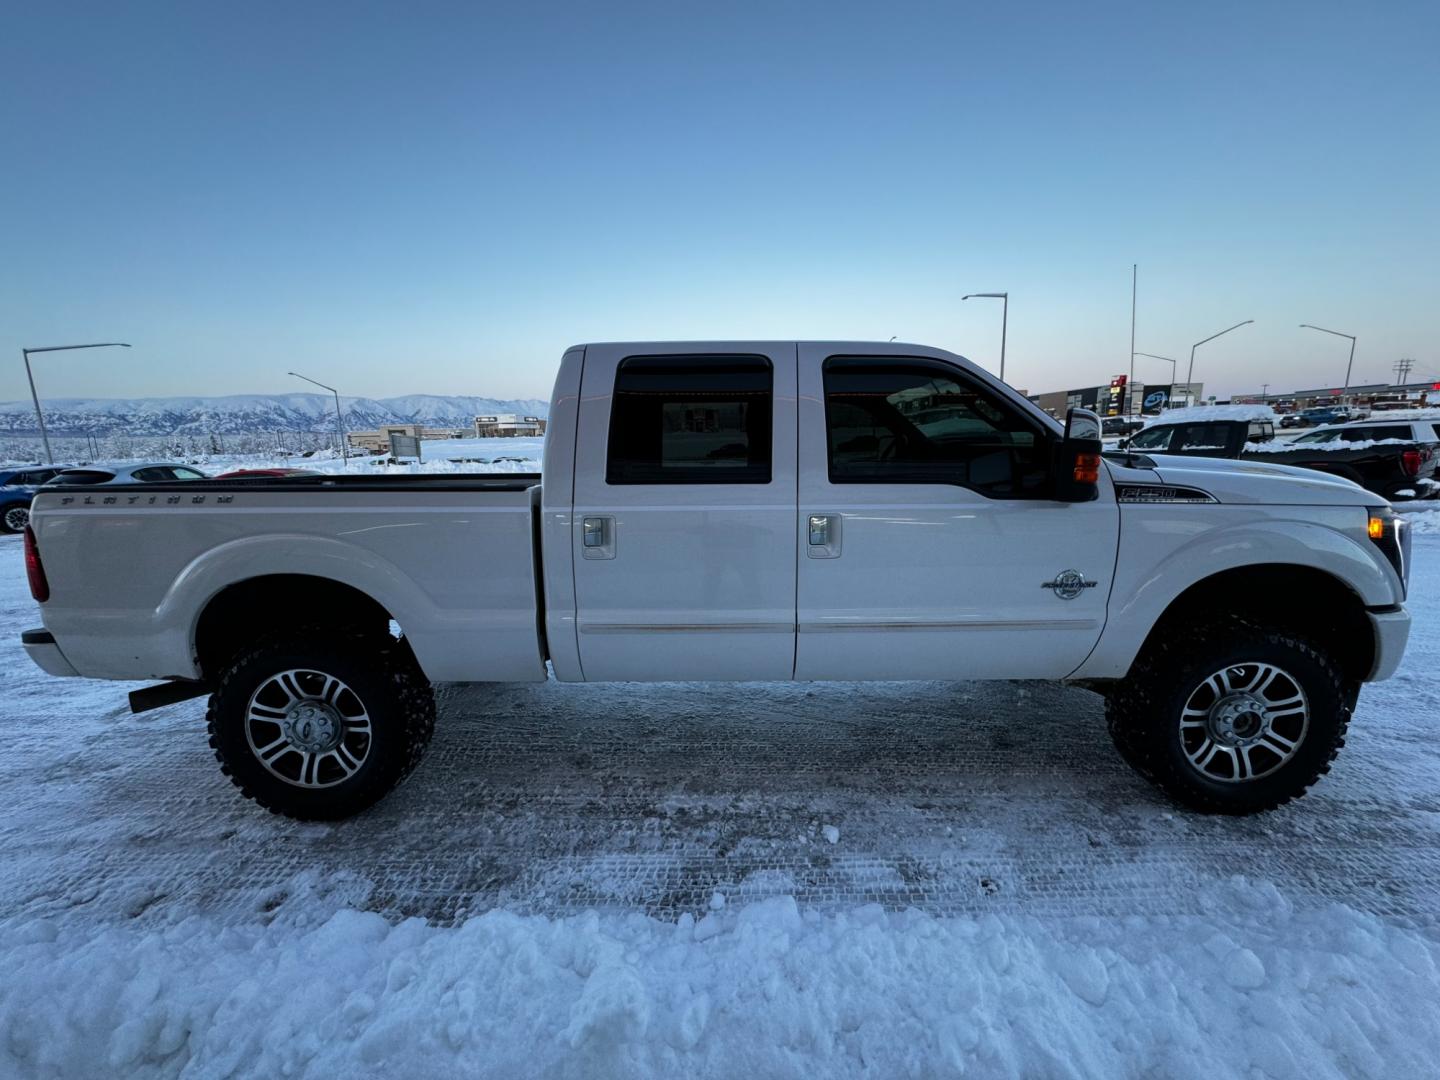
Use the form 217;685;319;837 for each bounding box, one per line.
22;342;132;464
1128;264;1137;413
962;292;1008;382
1299;324;1357;403
1186;320;1254;405
288;371;349;463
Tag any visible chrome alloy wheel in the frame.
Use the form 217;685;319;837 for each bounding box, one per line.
1180;663;1310;783
3;506;28;533
245;669;372;788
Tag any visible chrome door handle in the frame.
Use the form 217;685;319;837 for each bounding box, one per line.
808;515;831;546
581;516;616;559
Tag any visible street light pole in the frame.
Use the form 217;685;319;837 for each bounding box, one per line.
1128;264;1137;414
1133;352;1179;405
1186;320;1254;405
962;292;1008;382
288;371;349;463
1299;324;1357;403
21;342;132;464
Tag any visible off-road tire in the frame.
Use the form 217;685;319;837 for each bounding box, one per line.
207;628;435;820
1106;618;1350;814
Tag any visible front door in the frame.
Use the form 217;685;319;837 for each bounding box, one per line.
795;345;1119;680
571;343;798;681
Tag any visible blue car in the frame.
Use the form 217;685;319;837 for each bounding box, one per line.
0;464;72;534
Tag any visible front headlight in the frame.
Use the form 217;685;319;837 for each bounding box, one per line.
1367;506;1410;599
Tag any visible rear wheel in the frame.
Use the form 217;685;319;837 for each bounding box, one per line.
1;504;28;534
207;628;435;820
1107;620;1350;814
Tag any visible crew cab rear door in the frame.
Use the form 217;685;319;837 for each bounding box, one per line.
794;345;1119;680
570;343;798;680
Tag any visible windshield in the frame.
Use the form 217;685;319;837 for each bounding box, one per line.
1291;429;1343;443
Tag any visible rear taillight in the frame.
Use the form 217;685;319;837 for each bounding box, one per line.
24;526;49;603
1401;449;1423;477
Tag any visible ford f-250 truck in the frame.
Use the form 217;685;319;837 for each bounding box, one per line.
21;342;1413;820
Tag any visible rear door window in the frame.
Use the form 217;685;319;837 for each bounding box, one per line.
606;355;773;484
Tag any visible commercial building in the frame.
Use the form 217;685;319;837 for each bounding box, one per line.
474;414;547;437
346;424;466;454
1029;379;1203;419
1242;380;1438;410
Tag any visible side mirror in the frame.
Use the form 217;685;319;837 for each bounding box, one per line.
1057;408;1102;502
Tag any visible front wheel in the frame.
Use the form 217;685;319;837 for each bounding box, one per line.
207;628;435;820
1;504;28;534
1107;621;1350;814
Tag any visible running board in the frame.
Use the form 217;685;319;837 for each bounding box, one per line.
129;680;212;715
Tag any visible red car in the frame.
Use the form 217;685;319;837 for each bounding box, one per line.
212;468;323;479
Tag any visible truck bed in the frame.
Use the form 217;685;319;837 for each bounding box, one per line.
45;472;542;494
29;475;548;684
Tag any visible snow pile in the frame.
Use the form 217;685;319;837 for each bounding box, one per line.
1356;408;1440;422
1146;404;1277;426
1244;438;1414;454
194;435;545;476
4;877;1438;1079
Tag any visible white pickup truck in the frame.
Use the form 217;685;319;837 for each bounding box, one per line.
21;341;1412;820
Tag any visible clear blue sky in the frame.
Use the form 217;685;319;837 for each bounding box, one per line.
2;1;1436;402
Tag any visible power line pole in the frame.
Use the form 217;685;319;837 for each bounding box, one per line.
1393;357;1414;385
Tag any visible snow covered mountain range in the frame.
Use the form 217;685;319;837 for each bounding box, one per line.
0;393;550;437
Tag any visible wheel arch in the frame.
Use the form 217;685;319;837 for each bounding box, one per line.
1072;516;1398;684
195;574;399;681
1136;564;1375;687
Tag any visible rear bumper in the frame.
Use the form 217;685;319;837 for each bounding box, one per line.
21;629;80;678
1367;607;1411;682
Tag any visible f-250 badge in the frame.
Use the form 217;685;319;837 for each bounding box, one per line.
1041;570;1098;600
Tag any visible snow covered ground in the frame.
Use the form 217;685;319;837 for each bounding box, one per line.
162;435;546;477
2;532;1438;1076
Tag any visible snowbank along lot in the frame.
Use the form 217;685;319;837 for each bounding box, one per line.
2;515;1439;1076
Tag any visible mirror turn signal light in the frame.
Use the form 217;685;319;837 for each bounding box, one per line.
1073;453;1101;485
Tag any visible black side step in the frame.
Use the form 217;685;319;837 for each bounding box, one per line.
129;680;212;715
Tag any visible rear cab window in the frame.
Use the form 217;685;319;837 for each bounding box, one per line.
606;355;773;484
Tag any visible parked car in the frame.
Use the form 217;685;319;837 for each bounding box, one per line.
1102;416;1145;437
1279;413;1307;429
22;340;1411;821
43;463;210;487
1123;417;1275;456
0;464;73;533
1275;421;1440;499
1125;417;1439;501
1292;406;1355;427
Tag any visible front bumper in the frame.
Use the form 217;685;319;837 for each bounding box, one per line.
1367;607;1411;682
22;629;80;678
